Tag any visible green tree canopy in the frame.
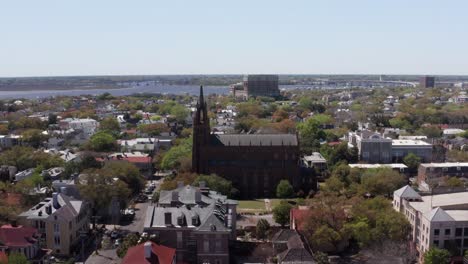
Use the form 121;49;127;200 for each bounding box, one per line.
403;152;421;172
21;129;47;148
273;200;292;227
78;170;131;214
101;162;145;194
193;174;234;197
160;137;192;170
87;131;117;152
256;218;271;240
361;168;406;196
100;116;120;134
424;247;451;264
297;118;326;153
276;179;294;198
446;177;464;187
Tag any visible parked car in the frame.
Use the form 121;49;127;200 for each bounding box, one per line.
124;208;135;216
114;239;121;248
110;230;121;240
135;194;148;203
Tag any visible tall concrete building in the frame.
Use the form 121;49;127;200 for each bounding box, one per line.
420;76;435;88
393;185;468;262
231;74;280;99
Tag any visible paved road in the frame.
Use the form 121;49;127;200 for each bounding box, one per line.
120;202;149;233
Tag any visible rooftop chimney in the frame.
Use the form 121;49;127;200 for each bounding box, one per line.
195;190;202;203
144;241;152;259
164;212;172;226
52;192;60;209
171;191;179;202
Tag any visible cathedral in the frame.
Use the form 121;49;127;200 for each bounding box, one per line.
192;86;310;199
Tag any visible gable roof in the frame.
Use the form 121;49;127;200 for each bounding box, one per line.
394;185;421;200
196;213;230;232
121;242;176;264
426;207;455;222
279;248;315;263
211;134;298;147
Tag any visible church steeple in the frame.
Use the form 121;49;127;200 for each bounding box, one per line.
192;85;210;174
198;85;204;106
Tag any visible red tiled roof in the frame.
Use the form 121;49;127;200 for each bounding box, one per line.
122;242;176;264
290;208;311;231
0;225;38;247
96;156;151;163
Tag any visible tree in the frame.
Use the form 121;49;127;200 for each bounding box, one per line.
424;247;451;264
273;200;292;227
116;233;139;258
100;116;120;134
7;252;29;264
78;170;131;215
256;219;271;240
87;131;117;152
138;123;170;136
101;162;145;195
160;138;192;170
322;176;345;195
193;174;234;197
313;251;329;264
21;129;47;148
0;146;64;171
170;104;189;124
311;226;343;253
403;153;421;173
297;118;326;153
446;177;464;187
361;168;406;196
48;113;58;125
276;180;294;198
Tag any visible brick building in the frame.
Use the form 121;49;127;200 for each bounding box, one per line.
193;86;309;199
231;75;280;99
144;184;237;264
417;162;468;187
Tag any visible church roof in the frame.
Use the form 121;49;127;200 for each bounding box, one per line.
211;134;298;146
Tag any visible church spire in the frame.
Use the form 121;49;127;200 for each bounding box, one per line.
199;85;204;106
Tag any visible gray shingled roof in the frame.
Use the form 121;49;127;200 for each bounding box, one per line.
272;229;300;243
211;134;298;146
279;248;315;263
19;193;84;221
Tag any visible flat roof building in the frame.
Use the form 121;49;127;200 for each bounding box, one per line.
420;76;436;88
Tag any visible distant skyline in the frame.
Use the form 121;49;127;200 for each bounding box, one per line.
1;0;468;77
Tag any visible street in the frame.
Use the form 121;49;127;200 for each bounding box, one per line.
84;180;160;264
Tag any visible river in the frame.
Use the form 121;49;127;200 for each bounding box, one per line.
0;84;314;99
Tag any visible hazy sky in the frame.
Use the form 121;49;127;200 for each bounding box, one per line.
1;0;467;77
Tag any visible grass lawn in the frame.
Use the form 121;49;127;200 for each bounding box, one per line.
269;198;297;208
238;199;266;212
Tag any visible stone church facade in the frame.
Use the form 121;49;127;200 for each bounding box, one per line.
192;86;310;199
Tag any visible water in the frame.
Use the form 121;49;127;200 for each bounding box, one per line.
0;84;311;100
0;85;231;99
